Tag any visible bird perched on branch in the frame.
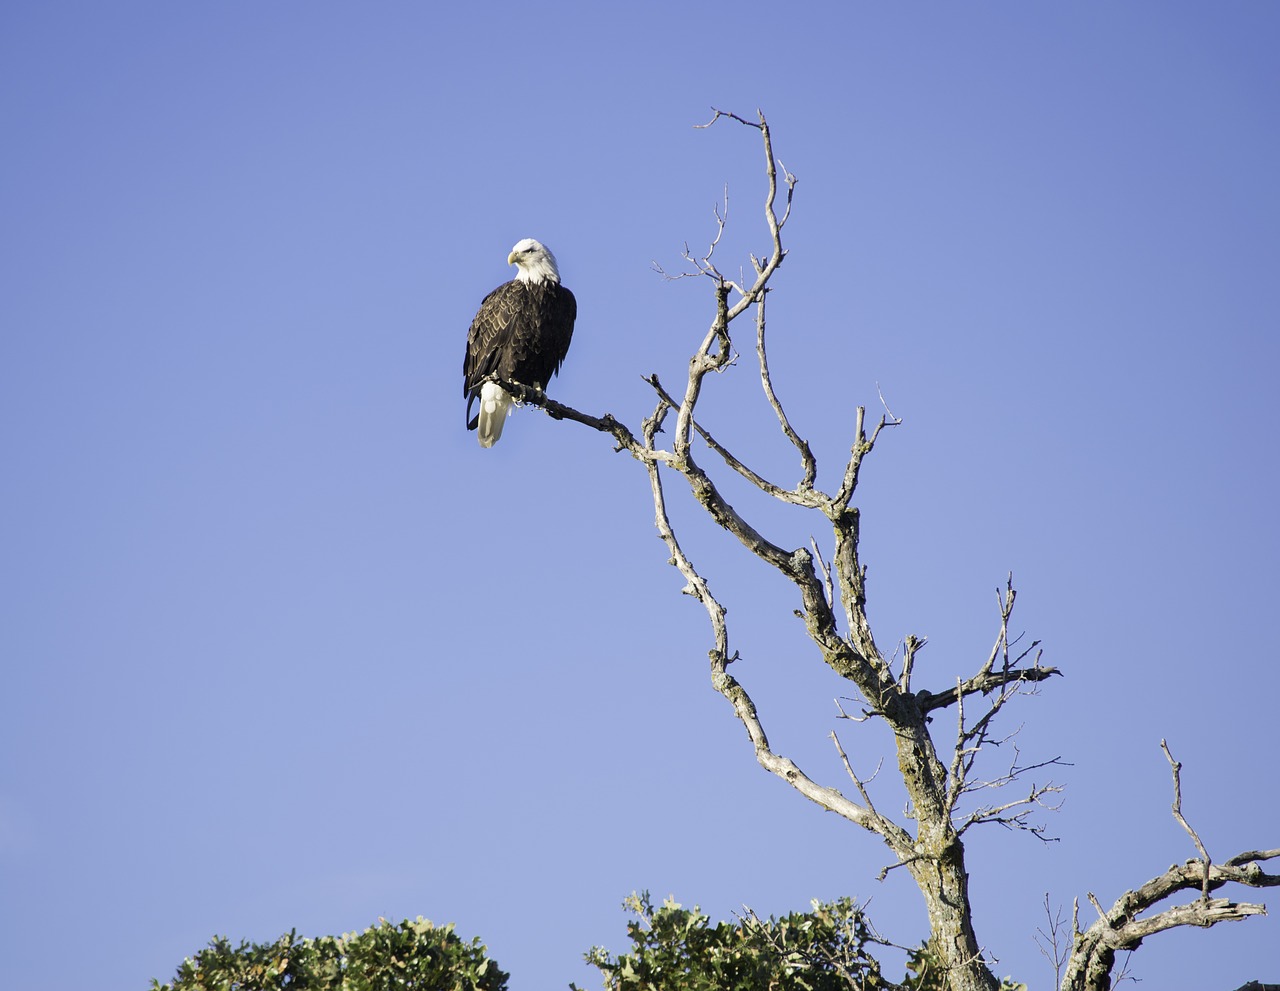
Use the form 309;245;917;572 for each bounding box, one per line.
463;238;576;447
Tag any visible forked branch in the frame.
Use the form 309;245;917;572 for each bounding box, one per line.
917;578;1061;715
1061;747;1278;990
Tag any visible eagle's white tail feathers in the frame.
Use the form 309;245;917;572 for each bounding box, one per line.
477;381;513;448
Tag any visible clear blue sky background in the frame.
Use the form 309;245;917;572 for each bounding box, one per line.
2;3;1277;989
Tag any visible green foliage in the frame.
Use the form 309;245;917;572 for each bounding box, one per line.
572;892;888;991
150;917;507;991
577;895;1028;991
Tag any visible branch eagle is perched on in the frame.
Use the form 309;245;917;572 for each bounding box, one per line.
462;238;576;447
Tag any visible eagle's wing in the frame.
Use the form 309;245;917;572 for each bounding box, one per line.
546;285;577;380
463;281;521;425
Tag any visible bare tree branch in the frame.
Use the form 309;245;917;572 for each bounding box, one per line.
1034;894;1070;990
810;537;835;622
642;373;825;508
755;287;817;490
641;425;901;845
1161;739;1213;901
916;577;1061;715
898;634;925;696
1062;749;1278;990
699;110;791;324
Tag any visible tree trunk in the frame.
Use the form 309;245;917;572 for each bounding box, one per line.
889;706;1000;991
908;833;1000;991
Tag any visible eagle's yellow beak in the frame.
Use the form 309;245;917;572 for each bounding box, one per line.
507;250;519;266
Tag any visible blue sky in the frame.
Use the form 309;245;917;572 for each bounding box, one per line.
2;3;1278;989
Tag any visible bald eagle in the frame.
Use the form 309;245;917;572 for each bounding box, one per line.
463;238;577;447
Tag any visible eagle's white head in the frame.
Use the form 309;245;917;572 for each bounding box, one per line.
508;238;561;285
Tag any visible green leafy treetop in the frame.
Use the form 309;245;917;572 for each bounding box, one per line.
149;917;508;991
572;892;886;991
571;893;1024;991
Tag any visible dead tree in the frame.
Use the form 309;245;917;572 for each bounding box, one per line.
490;110;1277;991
